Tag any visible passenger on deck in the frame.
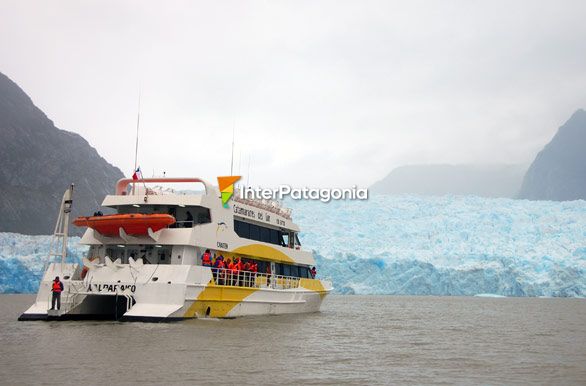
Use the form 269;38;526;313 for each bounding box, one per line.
201;249;212;267
240;260;250;287
310;266;317;278
185;211;193;228
250;261;258;287
213;255;225;284
266;264;272;286
228;258;237;286
235;257;243;286
213;254;224;268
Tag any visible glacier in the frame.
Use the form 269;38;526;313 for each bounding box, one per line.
1;195;586;296
0;233;86;293
290;195;586;297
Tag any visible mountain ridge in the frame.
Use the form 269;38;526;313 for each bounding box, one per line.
518;109;586;201
370;163;527;198
0;71;124;234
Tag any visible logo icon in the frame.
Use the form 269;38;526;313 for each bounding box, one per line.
217;176;241;208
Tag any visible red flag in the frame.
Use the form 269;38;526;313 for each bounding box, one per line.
132;167;142;181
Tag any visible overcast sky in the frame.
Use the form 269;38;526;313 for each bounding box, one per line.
1;1;585;188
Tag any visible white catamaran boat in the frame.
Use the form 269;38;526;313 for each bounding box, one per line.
19;177;332;322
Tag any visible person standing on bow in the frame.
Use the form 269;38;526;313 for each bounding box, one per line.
50;276;64;310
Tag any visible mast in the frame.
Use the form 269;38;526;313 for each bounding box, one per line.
132;89;141;195
61;185;73;271
45;185;74;272
230;124;235;175
238;149;242;175
246;155;251;186
133;89;141;172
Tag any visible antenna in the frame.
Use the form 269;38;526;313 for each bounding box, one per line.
131;88;142;195
238;149;242;175
230;123;235;175
247;155;251;186
133;88;141;172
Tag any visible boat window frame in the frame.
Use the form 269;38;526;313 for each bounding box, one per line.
234;219;290;247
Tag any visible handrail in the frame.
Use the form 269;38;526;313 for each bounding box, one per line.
47;280;84;314
115;177;213;196
209;267;305;290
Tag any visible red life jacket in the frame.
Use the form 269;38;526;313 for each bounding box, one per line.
217;260;225;269
202;253;212;266
52;281;62;293
229;262;236;272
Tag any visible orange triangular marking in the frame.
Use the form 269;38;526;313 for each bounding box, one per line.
217;176;241;191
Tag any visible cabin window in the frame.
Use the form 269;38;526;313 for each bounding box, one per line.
282;264;291;277
295;233;302;246
171;206;211;228
117;205;211;228
289;265;299;278
102;245;172;265
234;219;287;247
234;220;249;238
299;266;311;278
260;227;270;243
249;223;260;241
257;260;269;274
270;229;279;245
281;233;289;247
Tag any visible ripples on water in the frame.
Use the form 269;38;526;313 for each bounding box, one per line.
1;295;585;385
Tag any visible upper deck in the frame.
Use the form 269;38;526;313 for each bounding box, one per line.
80;177;313;266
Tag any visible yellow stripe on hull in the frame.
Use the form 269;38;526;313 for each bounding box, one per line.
184;282;259;318
299;278;328;299
183;278;330;318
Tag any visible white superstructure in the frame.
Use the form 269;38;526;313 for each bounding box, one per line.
19;177;332;322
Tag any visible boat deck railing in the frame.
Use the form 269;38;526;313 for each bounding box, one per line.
232;195;292;220
210;267;304;290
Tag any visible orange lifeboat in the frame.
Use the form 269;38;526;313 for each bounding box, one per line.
73;213;175;236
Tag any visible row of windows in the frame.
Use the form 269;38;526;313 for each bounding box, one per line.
118;205;211;228
234;219;287;246
276;263;312;278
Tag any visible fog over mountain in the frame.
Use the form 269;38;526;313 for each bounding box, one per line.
0;72;124;235
371;164;527;198
1;2;585;187
518;109;586;201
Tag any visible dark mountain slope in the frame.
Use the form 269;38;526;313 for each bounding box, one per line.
0;72;124;234
518;109;586;201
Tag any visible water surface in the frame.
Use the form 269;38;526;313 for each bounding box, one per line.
1;295;585;385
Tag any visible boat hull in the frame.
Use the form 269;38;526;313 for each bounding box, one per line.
18;263;331;322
